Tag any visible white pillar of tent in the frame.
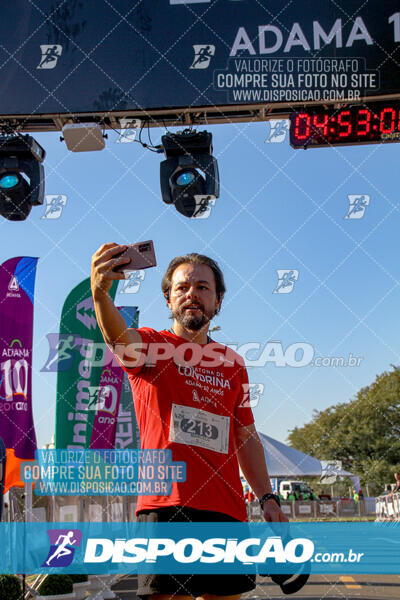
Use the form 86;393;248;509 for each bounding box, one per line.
25;481;33;522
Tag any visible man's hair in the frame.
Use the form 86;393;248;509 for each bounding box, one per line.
161;253;226;310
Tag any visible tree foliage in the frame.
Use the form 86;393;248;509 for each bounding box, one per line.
38;575;73;597
0;575;21;600
287;366;400;495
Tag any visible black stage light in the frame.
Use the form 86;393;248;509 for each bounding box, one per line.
0;135;45;221
160;129;219;218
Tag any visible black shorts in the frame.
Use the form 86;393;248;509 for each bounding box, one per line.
136;506;256;598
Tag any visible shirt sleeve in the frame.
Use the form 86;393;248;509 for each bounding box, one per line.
113;327;163;376
234;364;255;428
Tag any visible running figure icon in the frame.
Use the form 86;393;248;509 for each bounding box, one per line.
37;45;62;69
46;531;77;566
345;194;370;219
190;45;215;69
273;269;299;294
43;334;77;373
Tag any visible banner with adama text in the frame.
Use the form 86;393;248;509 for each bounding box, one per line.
55;278;118;449
116;305;140;450
89;306;139;449
0;257;38;492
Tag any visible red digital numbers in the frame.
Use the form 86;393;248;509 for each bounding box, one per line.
294;113;311;140
312;113;328;138
291;103;400;147
337;110;352;137
379;107;396;134
356;109;371;136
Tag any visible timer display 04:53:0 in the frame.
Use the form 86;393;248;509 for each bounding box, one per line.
290;103;400;148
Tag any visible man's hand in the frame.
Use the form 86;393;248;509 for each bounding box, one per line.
263;499;290;539
91;243;131;297
263;499;289;523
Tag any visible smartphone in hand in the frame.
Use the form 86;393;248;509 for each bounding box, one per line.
113;240;157;273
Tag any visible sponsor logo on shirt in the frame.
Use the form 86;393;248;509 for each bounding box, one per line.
177;364;231;389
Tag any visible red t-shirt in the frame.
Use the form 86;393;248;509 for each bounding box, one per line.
117;328;254;521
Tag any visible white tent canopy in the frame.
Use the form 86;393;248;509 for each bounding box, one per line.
257;431;360;490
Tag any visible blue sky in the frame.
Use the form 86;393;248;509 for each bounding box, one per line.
1;120;399;449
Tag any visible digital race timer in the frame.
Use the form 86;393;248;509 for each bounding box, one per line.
289;102;400;148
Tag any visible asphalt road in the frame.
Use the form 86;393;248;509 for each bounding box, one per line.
111;574;400;600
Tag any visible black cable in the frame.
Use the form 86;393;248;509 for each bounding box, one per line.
162;119;171;133
107;123;163;152
147;120;155;148
138;119;144;145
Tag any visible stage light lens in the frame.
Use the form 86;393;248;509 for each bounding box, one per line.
0;174;19;189
176;171;195;186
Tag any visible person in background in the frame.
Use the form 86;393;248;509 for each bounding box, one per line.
245;488;255;503
310;489;318;501
353;489;359;502
390;472;400;499
358;489;365;516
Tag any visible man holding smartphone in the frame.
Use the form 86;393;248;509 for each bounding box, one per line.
91;243;287;600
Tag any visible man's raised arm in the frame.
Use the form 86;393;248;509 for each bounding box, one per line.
91;242;143;368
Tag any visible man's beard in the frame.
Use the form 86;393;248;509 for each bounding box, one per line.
172;304;216;331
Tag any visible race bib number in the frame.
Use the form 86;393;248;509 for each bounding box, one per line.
169;404;230;454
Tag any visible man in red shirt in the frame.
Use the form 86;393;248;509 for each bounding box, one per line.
91;243;287;600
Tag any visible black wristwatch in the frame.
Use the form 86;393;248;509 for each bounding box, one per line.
259;492;281;509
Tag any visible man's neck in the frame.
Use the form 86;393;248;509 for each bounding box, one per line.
171;321;209;344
